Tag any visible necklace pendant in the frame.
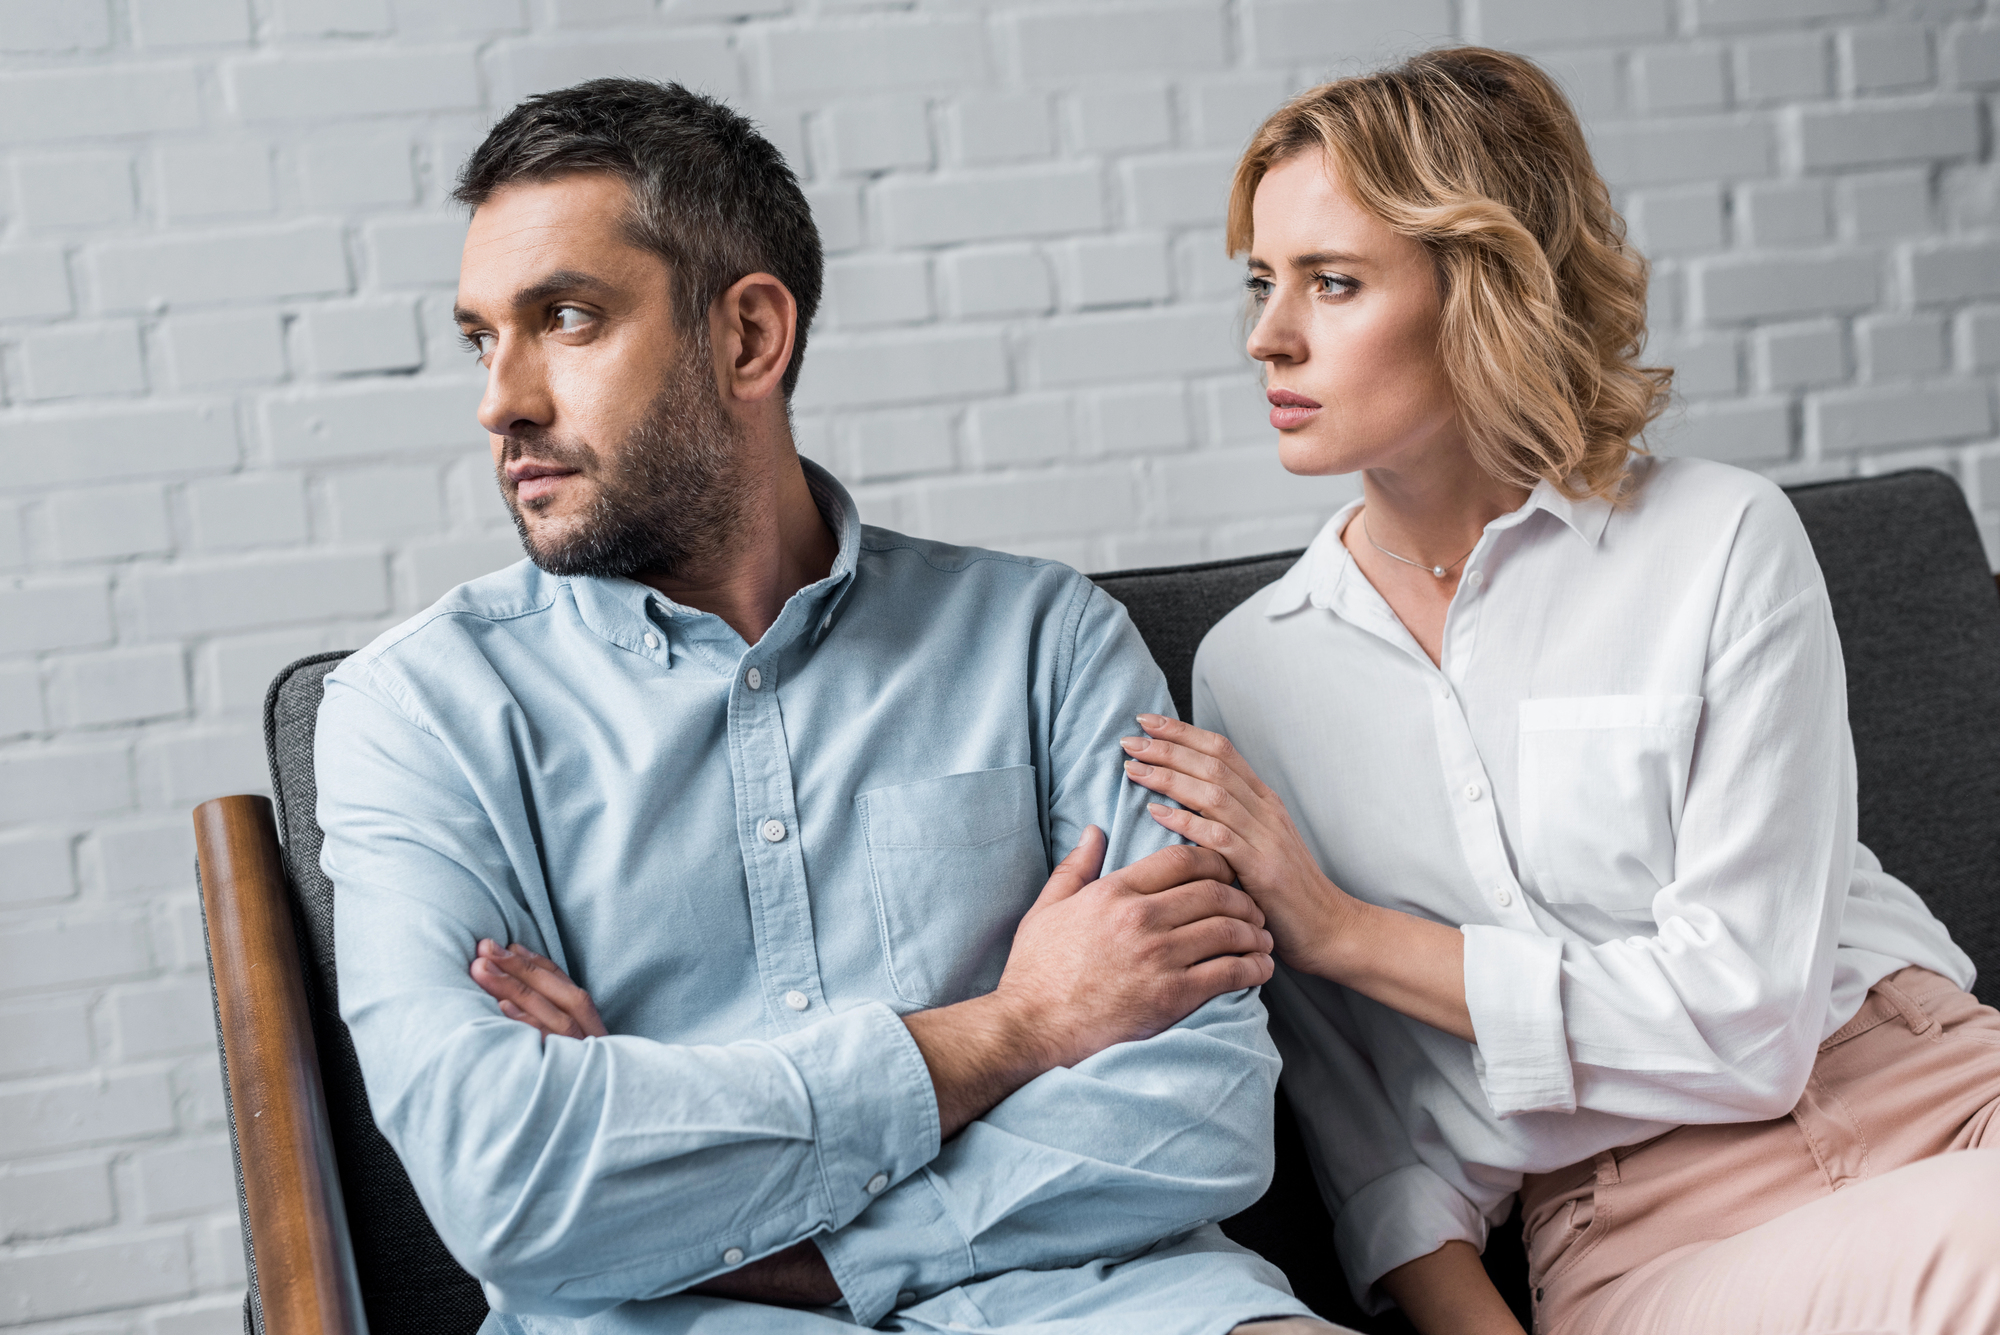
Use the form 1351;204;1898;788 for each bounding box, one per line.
1431;565;1447;578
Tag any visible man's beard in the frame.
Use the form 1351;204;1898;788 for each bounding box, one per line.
499;343;745;582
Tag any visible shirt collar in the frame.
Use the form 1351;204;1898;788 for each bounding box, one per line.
1262;478;1614;619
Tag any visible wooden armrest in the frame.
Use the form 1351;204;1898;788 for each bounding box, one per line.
196;795;368;1335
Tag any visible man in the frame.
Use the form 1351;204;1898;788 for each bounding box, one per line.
317;78;1338;1335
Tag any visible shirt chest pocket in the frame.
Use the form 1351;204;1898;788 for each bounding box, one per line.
1517;695;1703;913
857;765;1049;1009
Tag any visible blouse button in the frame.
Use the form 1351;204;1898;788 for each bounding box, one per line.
1495;887;1513;908
1464;783;1483;802
1467;570;1485;589
722;1247;744;1266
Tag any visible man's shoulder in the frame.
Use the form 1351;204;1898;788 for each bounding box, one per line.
332;557;557;688
857;524;1096;604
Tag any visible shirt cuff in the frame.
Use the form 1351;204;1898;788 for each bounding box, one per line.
814;1169;973;1326
767;1001;941;1233
1462;924;1576;1116
1333;1162;1489;1315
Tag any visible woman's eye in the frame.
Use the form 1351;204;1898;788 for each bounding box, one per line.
1314;272;1357;298
554;306;591;333
1243;275;1273;303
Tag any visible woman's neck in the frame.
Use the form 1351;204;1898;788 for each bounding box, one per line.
1354;454;1532;572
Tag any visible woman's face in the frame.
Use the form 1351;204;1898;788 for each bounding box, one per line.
1245;152;1463;477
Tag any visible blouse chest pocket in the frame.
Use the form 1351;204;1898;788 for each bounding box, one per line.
857;765;1049;1009
1517;695;1703;914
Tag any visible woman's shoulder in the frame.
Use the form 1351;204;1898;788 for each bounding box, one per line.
1622;454;1814;563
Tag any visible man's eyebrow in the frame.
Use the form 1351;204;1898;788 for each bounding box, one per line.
453;269;613;325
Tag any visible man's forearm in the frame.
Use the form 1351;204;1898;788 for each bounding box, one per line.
903;993;1050;1139
689;1240;841;1308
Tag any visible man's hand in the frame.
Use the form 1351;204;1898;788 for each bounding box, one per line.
906;827;1275;1138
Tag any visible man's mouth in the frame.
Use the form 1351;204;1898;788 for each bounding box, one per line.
506;461;580;505
1266;388;1322;432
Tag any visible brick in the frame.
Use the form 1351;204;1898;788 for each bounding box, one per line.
0;403;238;487
1842;25;1933;93
0;246;74;320
47;484;172;563
1758;321;1850;389
154;1295;249;1335
821;96;932;175
1085;381;1191;454
265;378;484;463
404;534;525;606
1839;168;1932;239
0;1159;114;1239
1482;0;1670;46
0;0;111;51
0;64;201;144
129;552;388;639
0;831;74;905
950;94;1054;166
941;245;1053;318
13;153;135;229
1069;86;1174;153
144;727;269;806
1129;152;1238;228
1797;100;1980;170
131;0;253;46
226;48;482;120
1631;184;1727;255
1693;0;1874;30
299;299;422;377
836;407;957;480
918;464;1139;543
1963;307;2000;370
1859;313;1948;379
1591;117;1775;185
485;31;737;105
1634;46;1730;113
0;1231;191;1322
299;131;417;210
1948;25;2000;87
114;981;218;1064
0;505;22;571
804;182;863;254
1738;179;1831;246
1909;241;2000;304
205;628;331;715
1204;375;1287;446
48;647;188;729
1055;234;1171;310
758;19;986;96
1654;398;1794;463
136;1140;235;1221
93;817;196;899
365;215;467;288
0;661;44;739
1211;511;1337;561
273;0;391;36
1539;51;1622;121
966;395;1074;468
190;1208;246;1288
1024;305;1241;388
1175;230;1245;301
1013;5;1225;79
876;165;1103;247
1737;33;1831;102
156;142;275;222
186;473;309;551
0;578;114;655
0;1000;93;1078
399;0;531;34
1186;74;1292;152
1694;252;1879;322
790;327;1009;409
822;255;931;329
1654;332;1742;398
91;223;350;311
1244;0;1454;64
161;311;286;389
1157;443;1356;522
325;464;445;543
2;914;151;994
20;322;148;401
1810;381;1993;453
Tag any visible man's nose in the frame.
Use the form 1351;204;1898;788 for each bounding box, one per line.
477;337;555;439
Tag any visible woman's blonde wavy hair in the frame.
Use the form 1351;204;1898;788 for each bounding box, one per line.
1228;47;1671;501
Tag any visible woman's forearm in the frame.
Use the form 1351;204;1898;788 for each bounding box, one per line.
1378;1240;1526;1335
1309;894;1476;1044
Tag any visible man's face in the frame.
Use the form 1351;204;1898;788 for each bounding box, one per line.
455;172;743;580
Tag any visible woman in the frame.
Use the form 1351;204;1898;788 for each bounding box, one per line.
1120;46;2000;1335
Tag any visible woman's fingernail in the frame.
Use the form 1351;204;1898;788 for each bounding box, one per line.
1137;714;1165;728
1119;736;1145;753
1124;759;1153;776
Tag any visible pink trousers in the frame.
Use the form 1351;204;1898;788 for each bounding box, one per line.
1519;967;2000;1335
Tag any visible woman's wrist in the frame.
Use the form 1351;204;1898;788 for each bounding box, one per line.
1286;872;1368;981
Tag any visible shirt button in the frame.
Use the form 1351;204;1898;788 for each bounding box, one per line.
745;667;762;690
722;1247;744;1266
1495;887;1514;908
643;632;659;650
784;989;809;1011
762;819;787;843
898;1290;917;1307
1465;783;1483;802
865;1172;889;1195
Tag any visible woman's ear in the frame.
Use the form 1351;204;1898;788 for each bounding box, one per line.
711;271;797;404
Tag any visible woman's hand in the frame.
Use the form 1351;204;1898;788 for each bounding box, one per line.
469;939;608;1039
1120;714;1352;976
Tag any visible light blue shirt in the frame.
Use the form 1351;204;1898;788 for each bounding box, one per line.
317;461;1310;1335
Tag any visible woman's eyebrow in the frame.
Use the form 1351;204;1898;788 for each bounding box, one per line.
1289;250;1366;269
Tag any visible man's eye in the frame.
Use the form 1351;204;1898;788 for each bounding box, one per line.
554;307;591;333
460;330;496;361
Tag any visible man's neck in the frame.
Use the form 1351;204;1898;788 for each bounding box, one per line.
639;448;840;648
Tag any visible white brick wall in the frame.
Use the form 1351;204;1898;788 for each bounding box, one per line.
2;0;1997;1327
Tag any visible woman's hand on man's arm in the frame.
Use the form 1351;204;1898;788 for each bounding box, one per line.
1380;1241;1528;1335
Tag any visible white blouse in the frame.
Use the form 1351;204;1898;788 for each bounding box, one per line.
1191;455;1972;1311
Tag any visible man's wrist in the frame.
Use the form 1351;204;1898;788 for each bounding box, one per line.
903;992;1051;1140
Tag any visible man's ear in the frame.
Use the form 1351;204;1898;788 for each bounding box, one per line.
711;272;796;405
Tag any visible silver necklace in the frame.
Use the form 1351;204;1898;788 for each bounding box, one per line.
1360;513;1476;580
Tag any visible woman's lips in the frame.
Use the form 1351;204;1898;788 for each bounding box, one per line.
1267;388;1322;432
